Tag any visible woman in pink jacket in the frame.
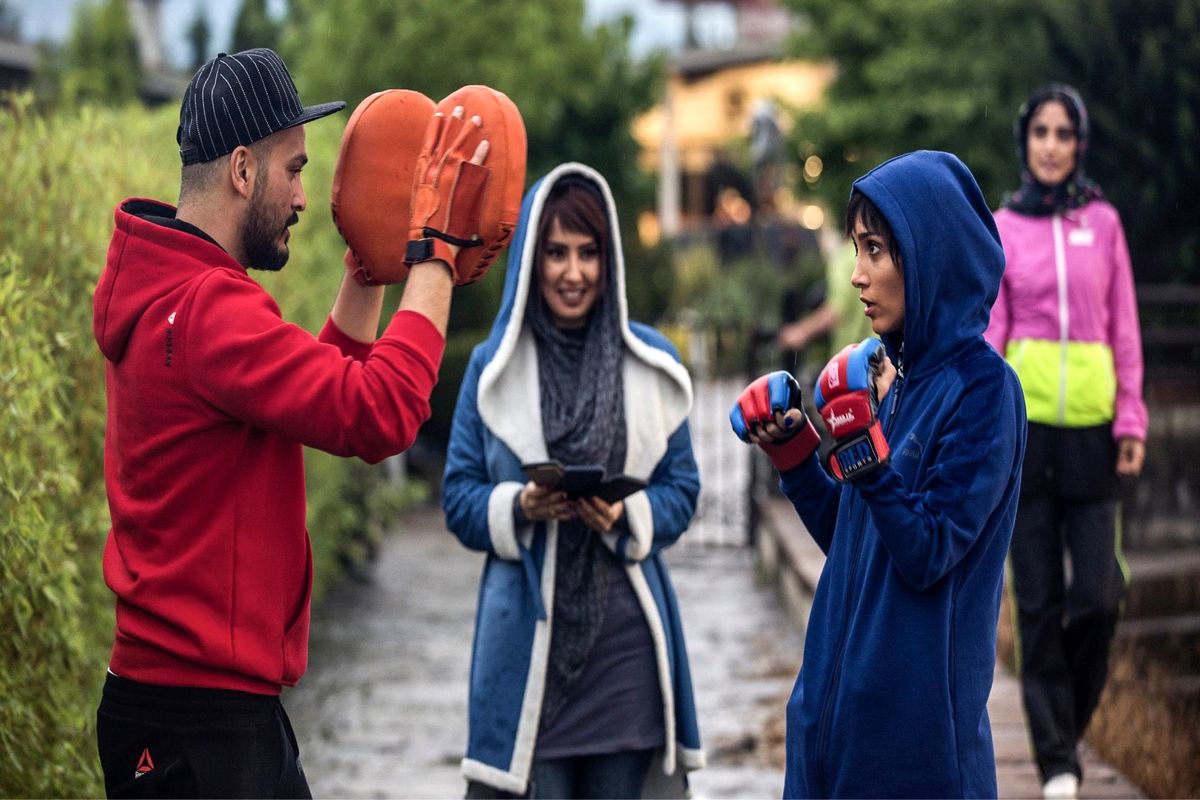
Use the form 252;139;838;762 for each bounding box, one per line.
985;84;1148;800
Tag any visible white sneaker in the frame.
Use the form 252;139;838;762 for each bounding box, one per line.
1042;772;1079;799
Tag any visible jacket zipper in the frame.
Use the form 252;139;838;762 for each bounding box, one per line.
815;358;905;792
886;353;905;435
1052;214;1070;424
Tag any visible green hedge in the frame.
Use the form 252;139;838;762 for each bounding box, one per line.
0;94;420;796
0;252;107;796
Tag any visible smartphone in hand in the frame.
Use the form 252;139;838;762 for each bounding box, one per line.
521;461;647;503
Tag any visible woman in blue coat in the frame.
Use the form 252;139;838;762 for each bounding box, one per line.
732;151;1027;798
443;163;705;798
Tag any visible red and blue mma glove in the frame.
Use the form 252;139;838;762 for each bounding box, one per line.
729;371;822;472
814;337;891;482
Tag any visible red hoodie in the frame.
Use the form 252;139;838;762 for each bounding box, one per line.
93;198;445;694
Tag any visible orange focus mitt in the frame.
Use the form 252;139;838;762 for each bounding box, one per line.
405;85;527;285
331;89;435;285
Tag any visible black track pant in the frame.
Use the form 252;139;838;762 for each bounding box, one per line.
97;672;311;799
1008;494;1125;783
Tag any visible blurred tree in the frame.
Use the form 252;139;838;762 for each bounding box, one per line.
57;0;142;105
783;0;1200;283
232;0;282;53
281;0;667;327
186;3;212;70
1041;0;1200;283
782;0;1051;212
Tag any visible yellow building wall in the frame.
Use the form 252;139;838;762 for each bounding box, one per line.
634;59;833;174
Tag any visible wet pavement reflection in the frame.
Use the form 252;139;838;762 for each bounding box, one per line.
284;506;799;798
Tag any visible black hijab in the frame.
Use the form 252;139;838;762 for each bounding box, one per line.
1003;83;1103;216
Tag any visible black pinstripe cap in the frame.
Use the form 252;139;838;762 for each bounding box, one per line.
177;48;345;165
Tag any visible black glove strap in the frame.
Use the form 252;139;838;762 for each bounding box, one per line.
405;238;435;264
422;226;483;249
829;430;886;482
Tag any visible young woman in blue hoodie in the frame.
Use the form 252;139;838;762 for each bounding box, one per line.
442;163;704;798
731;151;1027;798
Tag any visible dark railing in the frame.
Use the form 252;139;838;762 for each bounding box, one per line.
1139;283;1200;386
1126;284;1200;548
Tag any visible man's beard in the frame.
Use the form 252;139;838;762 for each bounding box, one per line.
242;177;298;272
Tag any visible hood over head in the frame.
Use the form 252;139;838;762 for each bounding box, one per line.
849;150;1004;378
475;163;692;470
485;163;629;347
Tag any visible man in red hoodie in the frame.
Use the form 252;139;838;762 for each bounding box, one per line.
92;49;483;798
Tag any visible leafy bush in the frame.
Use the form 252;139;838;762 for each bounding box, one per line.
0;93;422;795
670;235;820;376
0;252;107;796
0;94;166;796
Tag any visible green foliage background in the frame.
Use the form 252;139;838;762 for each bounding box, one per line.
47;0;142;108
265;0;670;443
1;96;169;798
783;0;1200;284
0;95;417;796
10;0;1195;793
0;3;666;792
279;0;671;340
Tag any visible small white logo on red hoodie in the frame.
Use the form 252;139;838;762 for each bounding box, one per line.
165;312;176;366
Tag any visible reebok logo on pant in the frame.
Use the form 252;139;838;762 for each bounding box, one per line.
134;747;154;778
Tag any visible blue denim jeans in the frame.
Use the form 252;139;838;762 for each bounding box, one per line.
530;748;655;799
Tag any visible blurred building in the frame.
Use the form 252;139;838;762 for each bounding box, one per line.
0;0;185;103
128;0;187;101
633;0;832;244
0;37;36;92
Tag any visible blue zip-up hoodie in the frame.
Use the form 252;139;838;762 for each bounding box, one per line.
442;163;705;795
779;151;1027;798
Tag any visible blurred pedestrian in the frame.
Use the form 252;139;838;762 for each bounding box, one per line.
985;83;1148;800
777;238;874;362
92;48;492;798
749;98;784;210
442;163;705;798
731;151;1026;798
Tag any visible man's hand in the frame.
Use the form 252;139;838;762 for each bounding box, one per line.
730;371;822;472
814;338;891;482
394;134;489;336
405;105;492;282
411;85;527;286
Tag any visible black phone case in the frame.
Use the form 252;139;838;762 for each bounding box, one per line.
591;475;648;504
557;465;606;495
521;461;646;502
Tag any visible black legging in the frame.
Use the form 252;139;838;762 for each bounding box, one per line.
1008;493;1124;782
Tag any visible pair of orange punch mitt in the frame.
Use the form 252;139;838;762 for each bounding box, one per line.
331;85;527;286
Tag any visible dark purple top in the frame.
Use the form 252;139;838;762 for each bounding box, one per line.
534;547;665;759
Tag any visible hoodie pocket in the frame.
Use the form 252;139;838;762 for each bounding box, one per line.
280;535;314;686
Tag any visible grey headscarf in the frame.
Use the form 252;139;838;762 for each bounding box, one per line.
527;176;628;726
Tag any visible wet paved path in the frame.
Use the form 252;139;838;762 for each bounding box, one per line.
284;379;1143;798
284;507;480;798
284;506;800;799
